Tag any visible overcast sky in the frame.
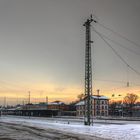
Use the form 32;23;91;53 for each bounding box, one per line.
0;0;140;105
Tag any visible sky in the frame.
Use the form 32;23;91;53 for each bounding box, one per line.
0;0;140;105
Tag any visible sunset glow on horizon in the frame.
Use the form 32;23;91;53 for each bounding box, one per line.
0;80;139;105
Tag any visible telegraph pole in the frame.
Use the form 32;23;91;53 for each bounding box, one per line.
46;96;48;104
84;15;96;125
97;89;100;117
28;91;31;118
4;97;6;108
28;91;30;104
46;96;48;110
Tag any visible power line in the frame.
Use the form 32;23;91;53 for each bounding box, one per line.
93;28;140;77
94;79;126;84
97;22;140;49
98;86;129;92
92;28;140;56
94;79;140;88
0;80;27;90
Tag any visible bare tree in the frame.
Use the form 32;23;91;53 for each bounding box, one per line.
77;93;85;101
123;93;139;107
123;93;139;116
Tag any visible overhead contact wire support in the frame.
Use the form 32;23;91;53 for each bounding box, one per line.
83;15;96;126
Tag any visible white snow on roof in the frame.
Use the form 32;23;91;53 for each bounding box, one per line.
91;95;109;100
76;101;85;106
7;108;16;111
48;101;65;105
76;95;109;106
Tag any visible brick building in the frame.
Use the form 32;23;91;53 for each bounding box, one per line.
76;95;109;117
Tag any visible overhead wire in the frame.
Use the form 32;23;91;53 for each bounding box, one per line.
92;29;140;56
94;78;140;88
94;79;126;84
97;22;140;49
98;86;129;93
92;27;140;77
90;18;140;93
92;28;139;87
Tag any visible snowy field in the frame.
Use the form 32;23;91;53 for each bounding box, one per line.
0;116;140;140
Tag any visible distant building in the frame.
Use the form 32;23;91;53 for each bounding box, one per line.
47;101;69;111
109;102;140;117
76;95;109;117
18;101;69;111
131;105;140;117
109;102;123;116
4;101;71;117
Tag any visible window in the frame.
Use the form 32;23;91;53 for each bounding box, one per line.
96;111;100;116
96;105;99;109
105;111;108;116
105;100;108;104
101;111;104;116
96;100;100;104
90;105;92;109
102;106;104;109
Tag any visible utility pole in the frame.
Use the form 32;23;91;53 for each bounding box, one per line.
22;100;25;106
4;97;6;108
46;96;48;110
46;96;48;104
83;15;96;125
28;91;30;104
97;89;100;117
28;91;31;118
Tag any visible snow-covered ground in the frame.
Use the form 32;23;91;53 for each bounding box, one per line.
0;116;140;140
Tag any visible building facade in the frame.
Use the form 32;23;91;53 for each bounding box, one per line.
4;101;70;117
76;95;109;117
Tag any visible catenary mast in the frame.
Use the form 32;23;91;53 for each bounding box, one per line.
83;15;96;125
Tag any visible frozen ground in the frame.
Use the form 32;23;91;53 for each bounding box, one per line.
0;122;104;140
0;116;140;140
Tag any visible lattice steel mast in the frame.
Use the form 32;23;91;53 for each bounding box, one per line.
83;15;96;125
